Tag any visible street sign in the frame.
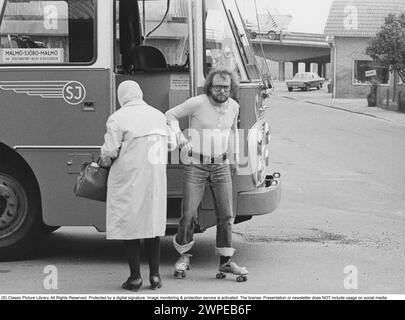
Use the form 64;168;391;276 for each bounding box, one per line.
365;70;377;77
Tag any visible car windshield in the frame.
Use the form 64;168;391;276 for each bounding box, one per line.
294;73;314;80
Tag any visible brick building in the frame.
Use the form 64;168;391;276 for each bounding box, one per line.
324;0;405;98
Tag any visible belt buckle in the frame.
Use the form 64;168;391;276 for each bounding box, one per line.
198;153;226;164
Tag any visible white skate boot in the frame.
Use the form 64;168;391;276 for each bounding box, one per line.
174;254;192;279
216;259;248;282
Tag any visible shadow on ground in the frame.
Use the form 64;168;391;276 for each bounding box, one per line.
28;228;216;267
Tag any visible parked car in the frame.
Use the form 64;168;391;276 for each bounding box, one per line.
286;72;325;91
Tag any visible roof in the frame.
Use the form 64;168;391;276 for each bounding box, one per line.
324;0;405;37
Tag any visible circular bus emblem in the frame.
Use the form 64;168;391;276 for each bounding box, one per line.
63;81;86;105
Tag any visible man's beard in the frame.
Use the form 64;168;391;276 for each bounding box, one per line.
211;94;229;104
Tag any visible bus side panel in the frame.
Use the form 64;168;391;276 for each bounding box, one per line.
18;148;106;229
0;69;111;229
0;69;110;146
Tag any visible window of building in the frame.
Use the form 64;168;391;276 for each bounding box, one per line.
353;60;389;85
0;0;96;65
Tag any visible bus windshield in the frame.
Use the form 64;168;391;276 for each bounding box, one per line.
204;0;260;81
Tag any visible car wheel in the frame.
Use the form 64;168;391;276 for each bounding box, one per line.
267;31;277;40
288;87;292;92
305;84;309;91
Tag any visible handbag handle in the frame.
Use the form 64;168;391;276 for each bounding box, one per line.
96;157;112;169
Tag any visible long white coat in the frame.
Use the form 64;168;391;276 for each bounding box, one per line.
101;81;174;240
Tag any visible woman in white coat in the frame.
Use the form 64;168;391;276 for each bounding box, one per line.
101;80;174;291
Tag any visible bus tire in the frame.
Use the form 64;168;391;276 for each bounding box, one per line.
0;162;42;261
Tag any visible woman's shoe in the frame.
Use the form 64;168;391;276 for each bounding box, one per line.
122;277;143;292
149;275;162;290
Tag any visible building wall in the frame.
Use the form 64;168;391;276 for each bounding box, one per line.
334;36;394;98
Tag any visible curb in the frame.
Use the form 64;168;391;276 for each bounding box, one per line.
280;95;404;125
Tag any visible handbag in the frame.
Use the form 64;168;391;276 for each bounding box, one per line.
74;160;109;202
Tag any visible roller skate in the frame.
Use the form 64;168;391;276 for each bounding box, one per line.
174;254;192;279
216;260;248;282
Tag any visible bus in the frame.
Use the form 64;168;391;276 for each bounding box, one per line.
0;0;281;259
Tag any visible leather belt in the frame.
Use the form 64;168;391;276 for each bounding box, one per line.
190;152;228;164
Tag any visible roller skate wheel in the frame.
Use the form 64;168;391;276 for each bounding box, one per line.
216;273;226;279
174;270;186;279
236;275;248;282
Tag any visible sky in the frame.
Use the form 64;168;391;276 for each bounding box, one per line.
237;0;334;34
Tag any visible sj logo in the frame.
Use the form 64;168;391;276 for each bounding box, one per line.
63;81;86;105
0;80;86;105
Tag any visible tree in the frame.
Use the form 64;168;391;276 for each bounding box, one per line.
366;13;405;83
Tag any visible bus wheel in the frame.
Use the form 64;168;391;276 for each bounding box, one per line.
0;164;41;260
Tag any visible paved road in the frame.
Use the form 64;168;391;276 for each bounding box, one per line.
1;88;404;295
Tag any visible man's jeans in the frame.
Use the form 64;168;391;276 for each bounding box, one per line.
173;164;235;257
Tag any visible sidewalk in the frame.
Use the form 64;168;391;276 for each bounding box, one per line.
270;81;405;127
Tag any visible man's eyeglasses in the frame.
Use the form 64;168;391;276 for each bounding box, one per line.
212;85;231;92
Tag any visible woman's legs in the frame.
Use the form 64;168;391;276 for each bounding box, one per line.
122;238;162;290
123;239;141;279
122;240;143;291
145;237;162;289
145;237;160;276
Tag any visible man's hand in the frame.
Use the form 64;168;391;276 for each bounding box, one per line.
180;141;193;155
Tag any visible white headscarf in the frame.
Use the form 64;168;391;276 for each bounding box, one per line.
114;80;168;139
117;80;145;108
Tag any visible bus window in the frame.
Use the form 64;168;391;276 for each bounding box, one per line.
139;0;189;68
204;0;248;81
116;0;189;73
0;0;96;65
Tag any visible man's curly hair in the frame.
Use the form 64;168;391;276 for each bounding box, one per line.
203;67;240;97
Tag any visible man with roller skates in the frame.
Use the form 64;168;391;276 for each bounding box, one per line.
165;67;248;282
